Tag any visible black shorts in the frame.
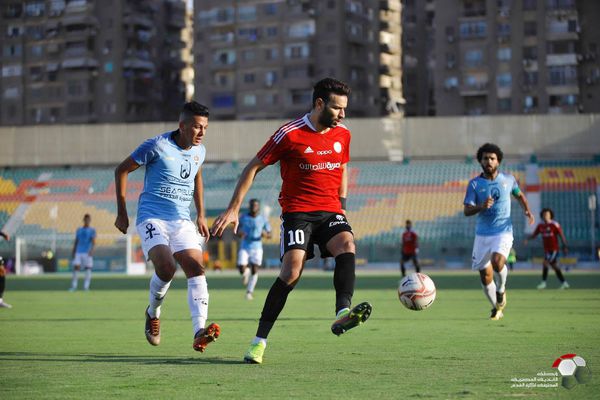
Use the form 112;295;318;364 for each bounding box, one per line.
280;211;353;260
544;251;558;263
401;252;418;262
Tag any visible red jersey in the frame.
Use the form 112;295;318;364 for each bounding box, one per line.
257;114;350;213
533;221;564;252
402;230;418;255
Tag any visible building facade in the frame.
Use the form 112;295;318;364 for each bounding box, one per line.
0;0;187;125
193;0;403;120
403;0;600;116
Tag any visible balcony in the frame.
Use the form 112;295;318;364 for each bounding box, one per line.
123;15;154;30
61;57;98;69
460;82;488;96
546;53;578;66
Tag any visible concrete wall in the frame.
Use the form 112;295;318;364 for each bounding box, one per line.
1;114;599;166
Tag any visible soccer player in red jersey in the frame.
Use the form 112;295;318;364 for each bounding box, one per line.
211;78;372;364
526;208;570;289
400;220;420;277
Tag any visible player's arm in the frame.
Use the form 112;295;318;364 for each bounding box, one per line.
0;231;8;241
194;167;209;239
211;156;267;236
524;225;540;244
114;156;140;234
262;220;272;240
339;163;348;212
514;190;535;226
464;199;493;216
89;232;96;256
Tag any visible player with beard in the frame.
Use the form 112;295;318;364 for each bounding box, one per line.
463;143;534;320
211;78;372;364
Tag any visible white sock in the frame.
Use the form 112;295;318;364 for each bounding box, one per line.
495;267;508;294
247;273;258;294
71;270;78;289
83;268;92;290
188;275;209;336
148;273;171;319
252;336;267;347
482;281;497;308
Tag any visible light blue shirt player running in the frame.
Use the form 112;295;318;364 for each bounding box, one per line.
131;131;206;225
463;172;520;236
239;213;271;251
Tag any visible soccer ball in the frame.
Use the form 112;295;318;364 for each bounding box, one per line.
553;354;592;389
398;272;436;311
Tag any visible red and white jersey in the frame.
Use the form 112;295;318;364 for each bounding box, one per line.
533;220;564;252
402;230;418;255
257;114;350;213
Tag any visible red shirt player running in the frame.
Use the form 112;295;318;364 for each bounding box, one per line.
526;207;569;289
211;78;372;364
400;220;420;277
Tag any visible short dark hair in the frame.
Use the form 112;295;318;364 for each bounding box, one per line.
406;219;412;224
312;77;351;107
540;208;554;219
476;143;504;163
249;198;259;205
84;214;91;219
180;101;209;122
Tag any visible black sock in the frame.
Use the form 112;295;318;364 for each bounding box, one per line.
400;263;406;277
334;253;355;314
554;267;565;282
0;275;5;297
256;278;293;338
542;266;548;281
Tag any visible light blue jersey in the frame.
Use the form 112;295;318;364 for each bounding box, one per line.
131;131;206;225
75;226;96;253
463;172;521;236
239;213;271;251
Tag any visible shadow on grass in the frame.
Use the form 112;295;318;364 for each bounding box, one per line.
0;351;245;365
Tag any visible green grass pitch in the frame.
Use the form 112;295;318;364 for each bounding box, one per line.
1;271;599;399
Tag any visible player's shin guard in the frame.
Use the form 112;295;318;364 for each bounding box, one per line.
149;273;171;319
70;270;78;290
256;278;293;338
247;272;258;294
188;275;209;335
334;253;355;314
83;268;92;290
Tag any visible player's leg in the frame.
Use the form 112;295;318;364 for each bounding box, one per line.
472;235;500;319
238;248;250;286
550;258;569;288
145;245;177;346
538;256;551;289
490;252;507;311
413;255;421;273
245;250;261;300
83;255;93;291
400;254;406;277
244;249;305;364
322;220;372;336
69;260;80;291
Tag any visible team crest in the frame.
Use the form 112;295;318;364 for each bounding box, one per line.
180;159;191;179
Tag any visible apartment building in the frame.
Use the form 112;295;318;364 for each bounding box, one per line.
403;0;600;116
193;0;404;120
0;0;187;125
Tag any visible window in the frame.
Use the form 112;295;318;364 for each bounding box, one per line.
549;94;577;106
548;65;577;85
523;46;537;60
213;50;236;65
547;40;576;54
546;0;575;10
3;87;20;99
497;47;511;61
497;98;512;112
2;64;22;77
265;93;279;105
288;20;315;38
30;44;43;57
242;50;256;61
243;94;256;106
264;3;277;15
465;49;483;67
243;73;255;83
49;0;65;16
238;6;257;22
30;66;43;81
7;25;25;38
524;21;537;36
67;81;83;96
523;70;538;86
265;26;278;37
290;89;311;105
444;76;459;89
212;94;235;108
265;71;277;87
2;44;22;57
25;1;45;17
459;21;487;39
523;0;536;10
284;43;310;59
496;73;512;87
238;27;258;42
265;47;278;61
497;23;510;38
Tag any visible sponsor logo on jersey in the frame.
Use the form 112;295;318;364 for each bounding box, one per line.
304;146;314;153
317;149;332;155
333;142;342;153
298;162;341;171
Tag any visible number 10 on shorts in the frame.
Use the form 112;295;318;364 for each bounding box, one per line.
287;229;305;246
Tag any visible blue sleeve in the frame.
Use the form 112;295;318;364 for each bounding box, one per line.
464;181;477;206
131;137;158;166
511;175;521;196
264;217;272;233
